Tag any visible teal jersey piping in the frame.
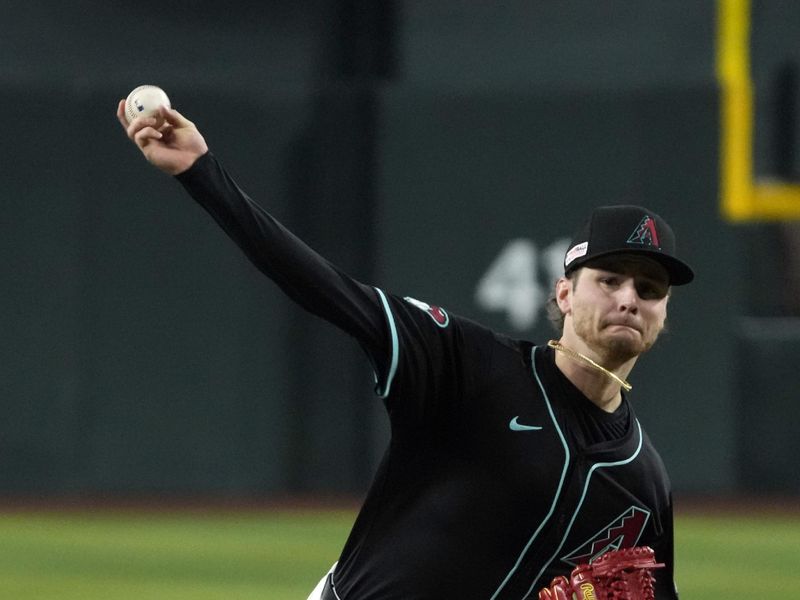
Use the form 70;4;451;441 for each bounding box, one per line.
489;346;571;600
523;419;644;599
373;288;399;399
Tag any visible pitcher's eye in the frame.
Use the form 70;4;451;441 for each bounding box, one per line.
599;276;619;286
636;281;668;300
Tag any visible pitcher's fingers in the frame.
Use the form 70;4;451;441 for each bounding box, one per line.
116;100;129;129
160;105;193;128
133;124;163;145
126;116;161;140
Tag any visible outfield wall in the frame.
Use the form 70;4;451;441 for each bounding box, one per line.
0;1;798;497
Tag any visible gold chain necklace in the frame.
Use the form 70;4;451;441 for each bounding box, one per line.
547;340;633;392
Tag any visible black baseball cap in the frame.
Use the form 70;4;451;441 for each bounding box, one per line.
564;205;694;285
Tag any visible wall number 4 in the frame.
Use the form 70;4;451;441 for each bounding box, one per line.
474;238;570;331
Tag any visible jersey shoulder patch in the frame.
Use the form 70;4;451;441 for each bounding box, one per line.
403;296;450;328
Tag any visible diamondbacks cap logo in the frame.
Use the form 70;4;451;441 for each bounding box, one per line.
561;506;651;567
626;216;660;248
403;297;449;328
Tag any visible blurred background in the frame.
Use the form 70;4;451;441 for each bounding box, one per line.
2;0;799;508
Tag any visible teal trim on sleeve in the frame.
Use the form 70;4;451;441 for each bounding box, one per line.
374;288;399;399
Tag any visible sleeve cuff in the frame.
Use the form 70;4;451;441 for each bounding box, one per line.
174;151;213;183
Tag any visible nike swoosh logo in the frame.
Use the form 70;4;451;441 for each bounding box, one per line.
509;416;543;432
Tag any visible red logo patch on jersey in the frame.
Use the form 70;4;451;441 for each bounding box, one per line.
561;506;651;567
403;296;450;328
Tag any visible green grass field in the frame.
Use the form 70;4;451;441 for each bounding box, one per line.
0;507;795;599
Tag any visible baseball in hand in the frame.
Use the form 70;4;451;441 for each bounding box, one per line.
124;85;171;125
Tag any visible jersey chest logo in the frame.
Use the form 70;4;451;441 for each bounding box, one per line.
561;506;651;566
403;296;450;327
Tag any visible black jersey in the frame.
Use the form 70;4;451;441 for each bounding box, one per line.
176;153;679;600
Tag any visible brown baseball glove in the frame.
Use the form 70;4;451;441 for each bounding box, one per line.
537;546;665;600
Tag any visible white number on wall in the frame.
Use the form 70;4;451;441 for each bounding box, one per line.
475;238;570;330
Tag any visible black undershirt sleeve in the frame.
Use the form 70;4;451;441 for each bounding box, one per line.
175;151;388;370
